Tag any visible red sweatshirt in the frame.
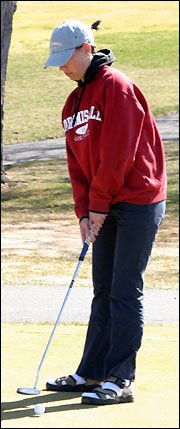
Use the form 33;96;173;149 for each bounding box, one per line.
62;63;167;220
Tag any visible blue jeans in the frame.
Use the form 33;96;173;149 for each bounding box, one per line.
76;200;166;382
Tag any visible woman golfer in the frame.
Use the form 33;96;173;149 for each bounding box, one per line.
44;19;167;406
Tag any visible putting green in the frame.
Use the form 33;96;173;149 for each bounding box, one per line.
1;323;179;428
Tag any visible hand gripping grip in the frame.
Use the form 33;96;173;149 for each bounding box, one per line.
79;230;94;261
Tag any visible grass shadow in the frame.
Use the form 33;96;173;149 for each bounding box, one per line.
1;391;96;421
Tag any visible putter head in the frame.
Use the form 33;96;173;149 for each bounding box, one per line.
17;387;40;395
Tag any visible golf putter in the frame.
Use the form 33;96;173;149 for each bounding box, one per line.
17;229;94;395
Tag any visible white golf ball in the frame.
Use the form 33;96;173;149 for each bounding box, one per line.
34;404;45;416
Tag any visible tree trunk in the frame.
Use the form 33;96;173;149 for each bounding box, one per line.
1;0;17;183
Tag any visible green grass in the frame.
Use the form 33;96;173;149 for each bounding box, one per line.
1;323;179;428
1;141;179;289
1;142;179;223
1;158;74;221
3;1;179;144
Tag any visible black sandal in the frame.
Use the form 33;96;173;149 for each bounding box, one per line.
81;384;134;405
46;375;101;392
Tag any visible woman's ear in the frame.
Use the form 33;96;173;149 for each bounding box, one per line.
83;43;92;54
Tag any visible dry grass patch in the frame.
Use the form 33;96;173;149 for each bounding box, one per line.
1;141;178;289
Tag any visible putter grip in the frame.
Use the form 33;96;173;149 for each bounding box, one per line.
79;230;93;261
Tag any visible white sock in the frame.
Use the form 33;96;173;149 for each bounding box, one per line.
48;373;86;386
71;373;86;384
82;381;123;400
61;373;86;386
101;381;122;395
82;379;131;400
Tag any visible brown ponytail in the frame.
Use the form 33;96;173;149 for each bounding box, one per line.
91;19;102;30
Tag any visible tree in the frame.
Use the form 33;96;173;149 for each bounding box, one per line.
1;0;17;183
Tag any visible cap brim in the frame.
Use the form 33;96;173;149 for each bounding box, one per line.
44;47;75;69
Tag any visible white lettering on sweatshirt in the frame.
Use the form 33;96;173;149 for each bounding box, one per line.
63;106;102;132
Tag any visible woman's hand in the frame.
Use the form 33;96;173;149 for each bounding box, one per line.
89;211;107;240
79;217;92;244
79;212;107;244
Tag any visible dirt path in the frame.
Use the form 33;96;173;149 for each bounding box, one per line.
1;220;81;258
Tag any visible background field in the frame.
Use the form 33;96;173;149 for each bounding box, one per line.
1;1;179;289
3;0;179;144
1;140;179;289
1;2;179;428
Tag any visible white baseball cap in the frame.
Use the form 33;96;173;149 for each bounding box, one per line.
44;20;95;68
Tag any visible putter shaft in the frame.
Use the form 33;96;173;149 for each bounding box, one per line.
17;230;93;394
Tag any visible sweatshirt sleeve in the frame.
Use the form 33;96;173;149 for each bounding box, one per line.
66;141;90;219
88;76;145;213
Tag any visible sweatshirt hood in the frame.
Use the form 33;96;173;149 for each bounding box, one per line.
78;49;115;87
72;49;115;126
